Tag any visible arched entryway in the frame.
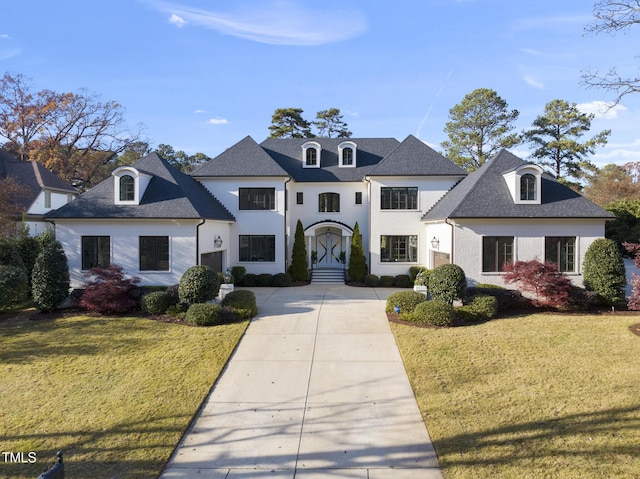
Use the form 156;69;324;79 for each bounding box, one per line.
304;220;354;269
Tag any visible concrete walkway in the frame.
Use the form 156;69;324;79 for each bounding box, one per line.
160;285;443;478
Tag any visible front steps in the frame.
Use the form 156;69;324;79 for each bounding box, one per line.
310;268;345;284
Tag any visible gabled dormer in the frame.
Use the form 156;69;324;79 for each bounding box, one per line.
302;141;321;168
502;163;543;205
338;141;357;168
113;166;152;205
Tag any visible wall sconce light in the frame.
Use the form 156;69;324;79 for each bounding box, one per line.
431;236;440;249
214;235;223;248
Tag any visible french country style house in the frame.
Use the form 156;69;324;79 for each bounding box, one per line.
47;135;614;288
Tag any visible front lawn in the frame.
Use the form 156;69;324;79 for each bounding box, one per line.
391;313;640;479
0;311;248;479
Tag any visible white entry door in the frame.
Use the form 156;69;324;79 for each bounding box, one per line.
316;230;342;267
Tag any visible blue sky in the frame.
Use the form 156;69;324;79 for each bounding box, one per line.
2;0;639;167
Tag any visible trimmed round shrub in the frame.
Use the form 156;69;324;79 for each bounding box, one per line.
0;265;29;311
385;290;428;314
179;265;220;305
32;241;70;313
241;273;257;287
379;275;395;287
429;264;467;305
271;273;292;287
364;274;380;287
221;289;258;319
466;295;499;319
394;274;412;288
231;266;246;285
257;273;273;287
409;265;425;283
411;300;455;327
141;291;172;315
185;303;224;326
166;284;180;305
413;268;431;287
583;238;626;305
455;305;482;322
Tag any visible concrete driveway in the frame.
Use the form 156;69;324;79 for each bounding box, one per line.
160;285;443;478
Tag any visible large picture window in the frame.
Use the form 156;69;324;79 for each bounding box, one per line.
139;236;169;271
82;236;110;270
482;236;514;272
380;187;418;210
239;188;275;210
318;192;340;213
545;237;576;272
239;235;276;262
380;235;417;262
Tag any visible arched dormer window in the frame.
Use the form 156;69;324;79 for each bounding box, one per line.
302;141;321;168
119;175;135;202
338;141;357;167
520;174;536;201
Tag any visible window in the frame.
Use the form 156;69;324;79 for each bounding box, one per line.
318;192;340;212
380;235;418;262
342;147;353;166
306;148;317;166
296;192;304;205
545;237;576;272
482;236;514;272
380;187;418;210
119;175;135;202
521;174;536;201
140;236;169;271
239;235;275;262
82;236;110;270
239;188;275;210
44;190;51;208
355;191;363;205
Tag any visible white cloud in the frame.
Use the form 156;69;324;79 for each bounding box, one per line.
0;34;10;39
523;75;544;89
208;118;229;125
193;109;206;114
577;101;627;119
151;1;367;45
169;14;186;27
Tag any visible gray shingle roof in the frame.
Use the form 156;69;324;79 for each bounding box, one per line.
423;149;614;220
48;152;235;221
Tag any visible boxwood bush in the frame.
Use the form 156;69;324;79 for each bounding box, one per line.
241;273;257;287
411;300;455;327
364;274;380;287
379;275;395;287
179;265;220;305
385;291;428;314
0;265;29;312
429;264;467;305
221;289;258;319
257;273;273;287
141;291;172;315
394;274;412;288
231;266;246;285
583;238;626;306
467;294;499;319
185;303;224;326
271;272;291;287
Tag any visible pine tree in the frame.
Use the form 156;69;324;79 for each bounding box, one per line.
288;220;308;282
348;222;367;282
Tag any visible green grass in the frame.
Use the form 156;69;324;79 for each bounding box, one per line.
391;313;640;479
0;311;248;479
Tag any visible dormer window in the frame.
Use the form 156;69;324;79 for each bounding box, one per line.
113;166;152;205
520;174;536;201
338;141;357;167
120;175;135;202
302;141;321;168
502;163;543;205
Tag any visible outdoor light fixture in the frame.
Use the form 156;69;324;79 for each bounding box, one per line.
431;236;440;249
214;235;223;248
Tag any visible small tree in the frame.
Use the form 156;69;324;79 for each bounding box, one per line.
428;264;467;305
348;222;367;282
288;220;308;282
179;265;220;305
503;260;572;308
583;238;626;305
268;108;314;139
314;108;352;138
624;242;640;310
32;240;70;312
78;265;139;314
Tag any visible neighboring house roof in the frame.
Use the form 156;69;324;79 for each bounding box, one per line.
423;149;615;220
48;152;235;221
0;149;77;211
193;135;464;182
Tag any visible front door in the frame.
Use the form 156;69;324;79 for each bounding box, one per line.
316;229;342;267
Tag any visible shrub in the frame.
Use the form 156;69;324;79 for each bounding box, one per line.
385;291;428;314
466;286;529;311
221;289;258;319
429;264;467;305
348;222;367;282
179;265;220;305
0;238;25;268
78;265;140;314
455;305;482;322
231;266;246;285
466;295;499;319
414;268;431;287
474;283;505;289
411;300;455;327
288;220;308;282
15;229;39;285
409;265;426;283
241;273;257;287
141;291;172;315
0;265;29;311
166;303;186;319
583;238;626;305
271;272;291;287
503;260;572;308
257;273;273;287
364;274;380;287
166;284;180;305
185;303;224;326
394;274;412;288
32;240;70;313
379;275;395;287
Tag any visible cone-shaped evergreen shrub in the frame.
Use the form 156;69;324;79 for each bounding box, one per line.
31;240;70;312
288;220;308;282
583;238;626;305
348;222;367;282
0;265;29;311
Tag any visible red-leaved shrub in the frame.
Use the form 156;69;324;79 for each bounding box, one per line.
624;242;640;310
79;265;140;314
503;260;572;308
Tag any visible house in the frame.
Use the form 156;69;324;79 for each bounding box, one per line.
47;135;614;288
0;149;77;236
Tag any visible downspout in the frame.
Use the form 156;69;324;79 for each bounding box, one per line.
196;218;206;265
445;218;455;264
284;177;291;273
364;176;372;273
